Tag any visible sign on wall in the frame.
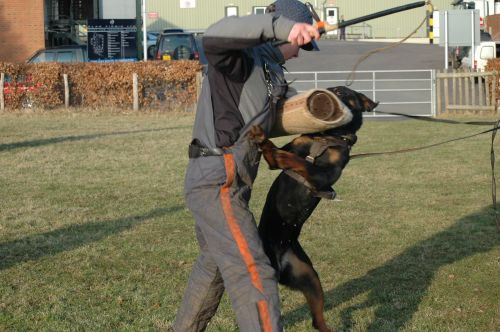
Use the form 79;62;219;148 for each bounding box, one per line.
87;19;138;62
180;0;196;9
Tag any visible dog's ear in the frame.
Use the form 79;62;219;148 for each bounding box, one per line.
357;92;379;112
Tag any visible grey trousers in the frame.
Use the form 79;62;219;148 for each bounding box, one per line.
174;154;282;332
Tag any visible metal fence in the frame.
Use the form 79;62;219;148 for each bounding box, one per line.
285;69;436;117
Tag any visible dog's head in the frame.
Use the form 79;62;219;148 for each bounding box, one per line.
325;86;378;135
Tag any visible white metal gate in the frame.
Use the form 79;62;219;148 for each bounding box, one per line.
285;70;436;117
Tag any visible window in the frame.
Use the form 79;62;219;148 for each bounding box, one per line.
31;51;57;63
57;51;77;63
253;6;266;15
480;46;494;59
225;6;238;17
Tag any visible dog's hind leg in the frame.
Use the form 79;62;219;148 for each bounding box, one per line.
280;244;331;332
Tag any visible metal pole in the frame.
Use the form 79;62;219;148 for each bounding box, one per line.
471;10;475;71
142;0;147;61
372;72;376;114
445;11;449;70
431;69;437;117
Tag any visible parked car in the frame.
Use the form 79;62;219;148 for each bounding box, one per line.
27;45;87;63
147;32;160;59
1;45;87;108
194;35;208;66
461;40;500;72
148;31;187;59
154;32;200;61
2;74;41;108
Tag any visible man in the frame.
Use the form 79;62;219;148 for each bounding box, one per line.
174;0;321;331
339;15;346;40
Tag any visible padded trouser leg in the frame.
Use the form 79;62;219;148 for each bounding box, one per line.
173;226;224;331
176;183;282;332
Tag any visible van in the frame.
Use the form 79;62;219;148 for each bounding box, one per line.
461;41;500;71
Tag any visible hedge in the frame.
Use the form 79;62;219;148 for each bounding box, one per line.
0;61;201;111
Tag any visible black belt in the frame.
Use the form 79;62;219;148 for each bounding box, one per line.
188;139;224;158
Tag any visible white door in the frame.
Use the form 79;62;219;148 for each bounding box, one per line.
324;7;338;36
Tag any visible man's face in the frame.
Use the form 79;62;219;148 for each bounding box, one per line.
279;44;300;61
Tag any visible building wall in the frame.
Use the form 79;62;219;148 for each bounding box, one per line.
0;0;45;63
145;0;454;38
146;0;278;31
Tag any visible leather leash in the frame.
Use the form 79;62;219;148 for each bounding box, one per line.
491;121;500;231
350;125;500;159
351;112;499;231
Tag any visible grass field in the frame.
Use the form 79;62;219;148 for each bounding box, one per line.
0;112;499;331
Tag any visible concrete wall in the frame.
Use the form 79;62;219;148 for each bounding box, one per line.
0;0;45;63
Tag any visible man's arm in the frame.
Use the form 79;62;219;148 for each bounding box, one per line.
202;14;296;77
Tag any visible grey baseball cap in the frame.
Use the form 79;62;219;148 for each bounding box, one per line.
270;0;319;51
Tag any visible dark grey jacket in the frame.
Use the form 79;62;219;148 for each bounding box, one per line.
185;14;296;193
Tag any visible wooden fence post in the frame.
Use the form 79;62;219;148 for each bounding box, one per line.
443;70;449;114
436;70;441;116
63;74;69;108
478;72;484;106
196;71;202;102
493;73;497;113
464;68;470;106
133;73;139;111
0;73;4;112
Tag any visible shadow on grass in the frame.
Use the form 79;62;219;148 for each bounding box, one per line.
283;206;500;331
0;206;183;271
0;126;191;152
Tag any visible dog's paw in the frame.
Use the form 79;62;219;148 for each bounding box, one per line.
247;125;266;144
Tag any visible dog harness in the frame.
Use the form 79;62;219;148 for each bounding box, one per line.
284;134;357;200
305;134;357;164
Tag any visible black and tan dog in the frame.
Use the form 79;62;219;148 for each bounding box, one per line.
248;86;378;331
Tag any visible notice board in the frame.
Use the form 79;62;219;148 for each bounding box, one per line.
88;19;138;62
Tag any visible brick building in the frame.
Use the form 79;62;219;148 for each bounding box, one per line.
0;0;45;63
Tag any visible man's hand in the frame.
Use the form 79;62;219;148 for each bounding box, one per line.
287;23;320;47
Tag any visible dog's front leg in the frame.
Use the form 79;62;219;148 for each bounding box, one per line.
248;126;313;181
247;126;282;170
